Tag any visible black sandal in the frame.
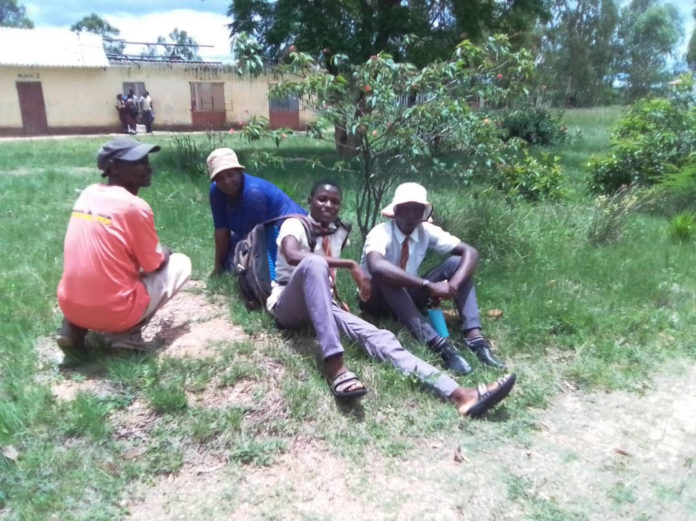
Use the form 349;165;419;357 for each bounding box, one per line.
462;373;516;417
327;370;367;399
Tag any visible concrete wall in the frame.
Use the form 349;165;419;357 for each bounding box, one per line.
0;62;314;135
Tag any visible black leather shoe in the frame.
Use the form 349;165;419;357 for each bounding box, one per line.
430;338;473;375
466;337;506;370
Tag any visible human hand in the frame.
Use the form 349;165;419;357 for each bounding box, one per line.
351;265;372;302
428;280;455;300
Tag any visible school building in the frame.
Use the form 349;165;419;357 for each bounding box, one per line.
0;26;310;136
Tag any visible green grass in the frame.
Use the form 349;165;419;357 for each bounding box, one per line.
1;108;695;518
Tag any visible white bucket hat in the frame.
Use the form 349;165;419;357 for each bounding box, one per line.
381;182;433;221
206;147;245;180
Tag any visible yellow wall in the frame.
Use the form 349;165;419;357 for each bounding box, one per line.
0;62;314;133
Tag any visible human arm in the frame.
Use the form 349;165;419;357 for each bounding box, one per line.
212;228;230;276
155;246;172;272
281;234;371;301
128;206;167;274
445;242;478;292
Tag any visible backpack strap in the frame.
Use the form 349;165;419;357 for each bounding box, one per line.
270;214;352;253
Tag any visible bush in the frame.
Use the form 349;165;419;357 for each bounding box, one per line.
500;107;567;145
667;212;696;243
589;97;696;194
496;150;563;202
651;161;696;216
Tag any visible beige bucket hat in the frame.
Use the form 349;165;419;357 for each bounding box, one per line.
206;147;245;180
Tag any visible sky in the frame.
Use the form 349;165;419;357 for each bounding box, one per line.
22;0;696;65
24;0;235;62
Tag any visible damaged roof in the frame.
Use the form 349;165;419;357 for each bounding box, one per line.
0;27;109;68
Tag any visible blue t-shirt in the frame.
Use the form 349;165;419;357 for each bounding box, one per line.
209;173;306;241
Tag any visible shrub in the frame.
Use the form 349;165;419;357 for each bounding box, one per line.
589;96;696;194
667;212;696;243
496;150;563;202
500;107;567;145
651;161;696;215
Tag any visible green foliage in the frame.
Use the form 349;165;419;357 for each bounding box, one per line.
70;13;123;56
496;150;563;202
589;95;696;194
539;0;621;107
500;108;568;145
667;212;696;243
240;34;540;237
227;0;548;66
0;0;33;28
618;0;683;101
652;161;696;215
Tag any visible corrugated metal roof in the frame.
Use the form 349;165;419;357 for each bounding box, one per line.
0;27;109;68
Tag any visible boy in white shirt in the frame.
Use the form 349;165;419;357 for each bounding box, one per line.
361;182;506;373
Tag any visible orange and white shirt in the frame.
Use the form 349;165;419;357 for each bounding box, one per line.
57;184;165;332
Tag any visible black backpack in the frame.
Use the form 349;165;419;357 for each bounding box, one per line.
232;214;350;310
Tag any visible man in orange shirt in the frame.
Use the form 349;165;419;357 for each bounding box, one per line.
56;138;191;356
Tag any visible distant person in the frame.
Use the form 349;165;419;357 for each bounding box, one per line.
124;90;138;134
56;138;191;357
360;182;506;373
141;91;154;133
115;94;127;133
267;179;515;415
207;147;306;276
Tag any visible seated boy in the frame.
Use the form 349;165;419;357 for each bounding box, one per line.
360;182;506;373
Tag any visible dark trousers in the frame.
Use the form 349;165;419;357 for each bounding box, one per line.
361;256;482;345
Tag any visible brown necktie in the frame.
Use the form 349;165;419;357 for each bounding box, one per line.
400;238;409;270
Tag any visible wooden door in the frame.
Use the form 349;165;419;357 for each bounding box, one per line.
16;82;48;135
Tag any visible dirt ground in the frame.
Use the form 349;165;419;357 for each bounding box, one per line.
39;281;696;521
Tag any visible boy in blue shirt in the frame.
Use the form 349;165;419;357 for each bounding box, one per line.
207;147;306;275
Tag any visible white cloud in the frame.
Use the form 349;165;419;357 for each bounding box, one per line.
104;10;233;63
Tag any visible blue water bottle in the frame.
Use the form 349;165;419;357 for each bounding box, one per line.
426;299;450;338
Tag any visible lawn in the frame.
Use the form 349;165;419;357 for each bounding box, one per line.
1;107;695;520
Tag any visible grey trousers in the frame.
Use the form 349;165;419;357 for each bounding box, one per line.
270;255;459;398
362;256;482;345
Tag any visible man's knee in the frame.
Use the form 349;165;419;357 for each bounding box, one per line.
170;252;192;279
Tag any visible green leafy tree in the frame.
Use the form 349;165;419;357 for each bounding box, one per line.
0;0;33;28
539;0;620;106
227;0;549;67
141;28;201;61
167;28;201;61
237;34;549;237
617;0;683;101
686;8;696;71
70;13;124;56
